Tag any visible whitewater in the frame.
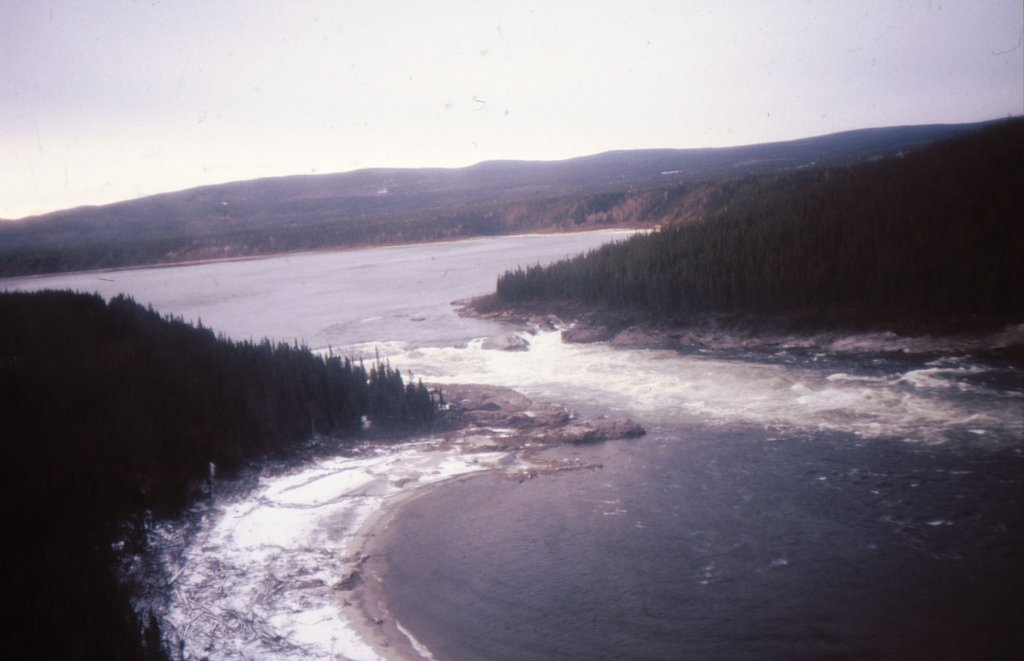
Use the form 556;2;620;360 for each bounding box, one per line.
3;230;1020;659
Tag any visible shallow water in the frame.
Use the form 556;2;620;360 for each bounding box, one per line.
5;231;1020;659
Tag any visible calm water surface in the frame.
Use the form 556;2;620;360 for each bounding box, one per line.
4;231;1021;659
1;231;633;349
380;326;1022;659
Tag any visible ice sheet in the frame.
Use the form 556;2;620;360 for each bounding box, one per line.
155;441;515;660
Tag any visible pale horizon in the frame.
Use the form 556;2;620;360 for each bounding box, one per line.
3;0;1022;220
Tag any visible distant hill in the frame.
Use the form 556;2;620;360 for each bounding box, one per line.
493;118;1024;331
0;120;1002;277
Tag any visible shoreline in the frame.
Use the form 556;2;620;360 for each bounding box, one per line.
458;295;1024;358
337;383;645;660
343;468;479;660
151;382;644;659
0;227;641;282
345;430;1024;661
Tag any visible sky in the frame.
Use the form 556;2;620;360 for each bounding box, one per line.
2;0;1021;220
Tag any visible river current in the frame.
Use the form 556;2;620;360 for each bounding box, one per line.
4;231;1022;659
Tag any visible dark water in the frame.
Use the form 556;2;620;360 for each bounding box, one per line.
382;426;1024;660
8;233;1019;658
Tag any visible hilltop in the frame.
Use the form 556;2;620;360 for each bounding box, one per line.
484;118;1024;337
0;121;997;277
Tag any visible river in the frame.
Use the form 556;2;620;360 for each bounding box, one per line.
4;230;1022;659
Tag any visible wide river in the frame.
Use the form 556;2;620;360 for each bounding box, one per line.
4;231;1022;660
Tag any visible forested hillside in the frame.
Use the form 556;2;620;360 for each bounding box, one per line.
0;290;436;659
495;119;1023;329
0;121;992;277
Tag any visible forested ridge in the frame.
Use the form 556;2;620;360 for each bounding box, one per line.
0;121;991;277
0;290;436;659
496;119;1023;329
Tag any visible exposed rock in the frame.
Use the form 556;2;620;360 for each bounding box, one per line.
481;333;530;351
433;383;644;450
539;315;564;330
562;325;615;343
551;418;646;445
441;383;531;414
601;418;647;439
506;407;571;428
611;327;680;350
335;571;362;591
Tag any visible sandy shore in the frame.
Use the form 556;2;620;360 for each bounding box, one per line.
342;471;473;660
152;382;643;660
333;383;645;660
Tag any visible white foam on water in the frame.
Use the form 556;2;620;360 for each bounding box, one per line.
396;620;439;661
382;330;1023;444
826;325;1024;354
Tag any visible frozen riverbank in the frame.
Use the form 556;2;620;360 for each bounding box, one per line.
17;228;1015;658
143;384;644;659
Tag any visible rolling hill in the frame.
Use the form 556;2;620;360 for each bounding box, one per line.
0;120;1001;277
492;118;1024;331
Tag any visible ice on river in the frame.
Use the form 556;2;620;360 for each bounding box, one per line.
155;441;510;660
8;231;1019;658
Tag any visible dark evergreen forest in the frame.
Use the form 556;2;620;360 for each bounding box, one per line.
0;290;436;659
496;119;1024;329
1;122;988;278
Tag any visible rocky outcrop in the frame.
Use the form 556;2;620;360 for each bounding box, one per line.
610;327;681;350
547;419;646;445
561;325;615;343
435;383;645;450
481;333;530;351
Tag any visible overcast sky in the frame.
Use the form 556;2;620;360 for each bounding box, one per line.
2;0;1021;219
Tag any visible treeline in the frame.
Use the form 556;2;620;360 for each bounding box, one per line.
497;119;1024;328
3;122;986;278
0;290;436;659
0;185;671;277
